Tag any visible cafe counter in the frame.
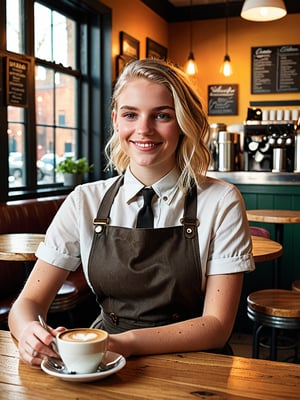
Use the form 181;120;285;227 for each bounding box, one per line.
207;171;300;185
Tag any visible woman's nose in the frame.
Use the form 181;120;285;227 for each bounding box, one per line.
137;117;153;135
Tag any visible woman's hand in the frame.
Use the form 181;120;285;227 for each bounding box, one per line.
18;320;66;367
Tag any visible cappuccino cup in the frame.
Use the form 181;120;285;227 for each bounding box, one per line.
56;328;108;374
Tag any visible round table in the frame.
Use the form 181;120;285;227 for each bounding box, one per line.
0;233;45;262
251;235;283;263
0;233;45;276
247;209;300;287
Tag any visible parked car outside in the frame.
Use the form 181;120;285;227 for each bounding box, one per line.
9;152;63;182
36;153;65;178
9;152;24;179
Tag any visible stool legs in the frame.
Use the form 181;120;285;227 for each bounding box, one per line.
252;324;278;360
270;327;277;361
252;323;263;358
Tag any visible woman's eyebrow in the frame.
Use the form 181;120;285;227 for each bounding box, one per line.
119;105;175;111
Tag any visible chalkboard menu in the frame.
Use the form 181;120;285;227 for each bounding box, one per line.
6;56;29;107
251;45;300;94
208;84;238;115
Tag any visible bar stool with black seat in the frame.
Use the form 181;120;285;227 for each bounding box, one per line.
247;289;300;362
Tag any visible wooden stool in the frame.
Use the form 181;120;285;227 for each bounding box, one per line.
49;281;79;326
247;289;300;362
292;281;300;292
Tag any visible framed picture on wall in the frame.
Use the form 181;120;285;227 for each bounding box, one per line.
120;31;140;60
146;38;167;60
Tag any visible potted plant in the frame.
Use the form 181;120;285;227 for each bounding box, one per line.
56;157;93;186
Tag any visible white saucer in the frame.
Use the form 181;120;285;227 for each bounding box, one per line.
41;351;126;382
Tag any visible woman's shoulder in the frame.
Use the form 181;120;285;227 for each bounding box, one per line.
199;175;236;191
197;175;242;201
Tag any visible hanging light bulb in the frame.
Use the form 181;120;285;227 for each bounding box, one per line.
241;0;287;22
221;54;233;77
184;0;198;75
220;0;232;77
185;51;198;75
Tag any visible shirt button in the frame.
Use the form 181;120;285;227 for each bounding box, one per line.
163;196;168;201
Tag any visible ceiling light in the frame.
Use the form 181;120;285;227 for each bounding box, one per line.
220;0;233;77
241;0;287;22
184;0;198;75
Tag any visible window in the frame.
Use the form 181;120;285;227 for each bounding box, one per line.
6;0;24;54
0;0;112;201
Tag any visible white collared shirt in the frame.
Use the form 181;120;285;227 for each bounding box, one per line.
36;168;255;290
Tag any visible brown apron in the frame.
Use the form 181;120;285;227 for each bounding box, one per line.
88;175;203;333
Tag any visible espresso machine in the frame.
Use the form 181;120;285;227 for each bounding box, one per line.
208;123;241;171
243;108;295;172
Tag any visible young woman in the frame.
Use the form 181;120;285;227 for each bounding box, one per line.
9;58;255;367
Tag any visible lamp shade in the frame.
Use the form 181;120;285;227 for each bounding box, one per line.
241;0;287;21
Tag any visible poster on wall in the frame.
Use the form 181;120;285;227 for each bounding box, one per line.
6;56;29;107
208;84;238;115
251;45;300;94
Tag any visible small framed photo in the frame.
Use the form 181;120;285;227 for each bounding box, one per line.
120;31;140;60
146;38;168;60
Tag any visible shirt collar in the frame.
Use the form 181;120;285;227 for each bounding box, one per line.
123;168;180;205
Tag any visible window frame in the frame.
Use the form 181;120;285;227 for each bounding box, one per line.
0;0;112;201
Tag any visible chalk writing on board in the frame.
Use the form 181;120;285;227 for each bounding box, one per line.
7;57;29;107
208;84;238;116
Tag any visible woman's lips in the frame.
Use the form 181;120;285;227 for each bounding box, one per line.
131;141;160;149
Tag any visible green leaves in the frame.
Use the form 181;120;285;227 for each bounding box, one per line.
56;157;93;174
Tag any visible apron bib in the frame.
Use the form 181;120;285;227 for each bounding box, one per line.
88;175;203;333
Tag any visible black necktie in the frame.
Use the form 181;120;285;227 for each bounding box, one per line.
136;188;155;228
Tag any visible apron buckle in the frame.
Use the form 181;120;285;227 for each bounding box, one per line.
93;218;110;233
180;217;199;239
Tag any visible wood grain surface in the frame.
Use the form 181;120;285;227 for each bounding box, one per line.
1;330;300;399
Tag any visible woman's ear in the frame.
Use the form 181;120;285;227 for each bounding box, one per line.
112;110;118;132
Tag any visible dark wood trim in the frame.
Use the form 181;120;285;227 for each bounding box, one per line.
141;0;300;22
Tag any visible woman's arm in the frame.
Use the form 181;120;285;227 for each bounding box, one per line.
8;259;70;366
108;272;243;358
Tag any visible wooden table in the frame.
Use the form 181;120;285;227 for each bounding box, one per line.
251;235;282;263
247;210;300;287
0;233;45;277
0;233;45;262
1;330;299;400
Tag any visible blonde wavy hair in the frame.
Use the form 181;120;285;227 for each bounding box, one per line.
105;58;210;192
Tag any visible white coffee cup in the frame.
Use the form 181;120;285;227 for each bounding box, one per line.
56;328;108;374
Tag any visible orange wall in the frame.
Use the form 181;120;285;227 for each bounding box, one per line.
100;0;168;78
169;14;300;125
98;1;300;126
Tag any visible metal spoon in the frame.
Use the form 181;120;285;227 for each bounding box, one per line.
38;314;60;356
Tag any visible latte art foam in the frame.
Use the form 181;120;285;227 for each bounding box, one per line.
60;329;106;343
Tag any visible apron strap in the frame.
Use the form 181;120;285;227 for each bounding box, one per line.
93;173;199;238
180;183;199;239
93;174;124;231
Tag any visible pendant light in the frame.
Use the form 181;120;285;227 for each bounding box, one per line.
220;0;233;77
241;0;287;22
184;0;198;75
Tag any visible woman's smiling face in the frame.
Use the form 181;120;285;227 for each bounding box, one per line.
112;78;181;183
